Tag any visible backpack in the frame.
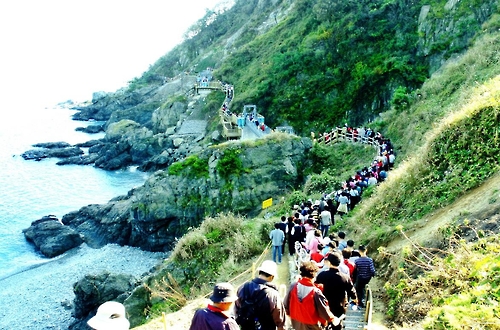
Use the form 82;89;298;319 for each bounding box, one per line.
236;282;271;330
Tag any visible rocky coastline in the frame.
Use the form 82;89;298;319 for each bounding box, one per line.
18;72;312;327
0;244;165;330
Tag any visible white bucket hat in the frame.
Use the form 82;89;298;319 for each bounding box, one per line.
258;260;278;277
87;301;130;330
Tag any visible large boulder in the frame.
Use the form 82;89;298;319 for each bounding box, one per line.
152;101;187;133
70;272;138;329
23;216;83;257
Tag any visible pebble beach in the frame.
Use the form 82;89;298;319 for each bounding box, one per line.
0;244;166;330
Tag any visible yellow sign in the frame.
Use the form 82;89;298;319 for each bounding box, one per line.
262;198;273;209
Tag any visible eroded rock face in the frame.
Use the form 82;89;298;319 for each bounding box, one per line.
23;216;83;257
61;135;312;252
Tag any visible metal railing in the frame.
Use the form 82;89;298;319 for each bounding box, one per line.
315;127;381;150
194;81;224;91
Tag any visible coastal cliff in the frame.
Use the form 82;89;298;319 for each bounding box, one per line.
18;0;500;328
60;134;311;252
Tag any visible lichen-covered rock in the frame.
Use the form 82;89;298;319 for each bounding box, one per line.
72;272;137;320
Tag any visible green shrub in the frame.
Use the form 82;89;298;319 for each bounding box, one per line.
216;147;247;178
168;155;209;178
391;86;410;111
303;172;340;195
286;191;308;209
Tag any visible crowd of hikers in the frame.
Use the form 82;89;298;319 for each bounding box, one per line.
190;240;376;330
87;129;393;330
188;131;394;330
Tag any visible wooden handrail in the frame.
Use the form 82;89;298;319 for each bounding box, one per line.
365;285;374;326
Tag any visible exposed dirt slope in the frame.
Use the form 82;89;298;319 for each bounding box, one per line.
369;172;500;329
386;172;500;252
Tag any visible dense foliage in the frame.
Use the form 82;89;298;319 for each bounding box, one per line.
217;0;427;133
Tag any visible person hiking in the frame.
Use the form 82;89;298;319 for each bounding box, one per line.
315;252;358;330
284;261;334;330
235;260;286;330
353;245;376;308
189;282;239;330
270;223;285;264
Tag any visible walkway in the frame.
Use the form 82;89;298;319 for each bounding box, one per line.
188;76;381;329
193;79;275;140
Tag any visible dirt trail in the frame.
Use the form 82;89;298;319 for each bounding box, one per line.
386;172;500;252
368;172;500;329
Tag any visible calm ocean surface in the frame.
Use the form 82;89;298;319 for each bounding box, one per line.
0;105;148;279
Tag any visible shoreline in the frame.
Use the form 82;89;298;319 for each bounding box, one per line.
0;243;166;330
0;247;80;282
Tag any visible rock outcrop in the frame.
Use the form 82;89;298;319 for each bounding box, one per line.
21;142;84;161
22;216;83;257
60;134;312;252
22;76;206;171
70;272;139;330
75;124;104;134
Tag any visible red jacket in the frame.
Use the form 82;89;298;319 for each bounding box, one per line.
344;259;355;282
285;278;332;326
310;251;324;264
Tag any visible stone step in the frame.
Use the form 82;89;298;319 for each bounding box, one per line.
344;320;366;329
344;307;366;330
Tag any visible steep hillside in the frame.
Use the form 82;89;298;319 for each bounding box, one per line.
343;14;500;329
133;0;498;134
47;0;500;329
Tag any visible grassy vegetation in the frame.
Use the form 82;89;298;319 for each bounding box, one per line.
349;32;500;244
380;227;500;329
167;155;209;179
140;213;273;320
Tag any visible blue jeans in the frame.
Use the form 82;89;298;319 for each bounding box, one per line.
320;225;330;238
272;245;282;263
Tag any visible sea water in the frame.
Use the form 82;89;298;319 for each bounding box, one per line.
0;104;148;279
